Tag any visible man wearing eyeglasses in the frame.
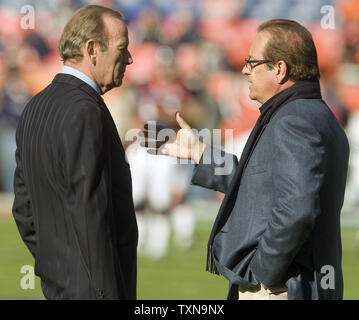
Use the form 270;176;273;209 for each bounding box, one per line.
143;19;349;300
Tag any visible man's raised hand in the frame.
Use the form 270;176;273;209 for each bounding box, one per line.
140;112;206;164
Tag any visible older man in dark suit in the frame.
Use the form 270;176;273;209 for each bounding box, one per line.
12;5;137;299
145;19;349;300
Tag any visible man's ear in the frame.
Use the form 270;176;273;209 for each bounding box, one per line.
275;60;289;84
85;39;97;66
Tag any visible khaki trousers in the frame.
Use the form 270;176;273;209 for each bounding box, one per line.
238;284;288;300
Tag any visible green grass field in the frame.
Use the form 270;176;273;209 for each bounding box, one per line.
1;213;359;300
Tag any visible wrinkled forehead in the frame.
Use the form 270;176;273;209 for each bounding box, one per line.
249;31;270;59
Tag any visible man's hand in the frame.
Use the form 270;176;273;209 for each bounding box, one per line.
140;112;206;164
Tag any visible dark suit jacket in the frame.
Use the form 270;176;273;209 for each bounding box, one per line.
12;74;138;300
192;97;349;299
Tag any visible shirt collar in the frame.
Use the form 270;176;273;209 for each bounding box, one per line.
61;65;101;95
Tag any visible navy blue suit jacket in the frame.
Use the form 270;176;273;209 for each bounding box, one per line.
192;97;349;299
13;74;138;299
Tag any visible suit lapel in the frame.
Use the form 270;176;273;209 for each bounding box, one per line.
96;98;125;153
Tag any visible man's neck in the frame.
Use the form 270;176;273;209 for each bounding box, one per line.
273;80;295;96
64;61;93;82
62;62;102;95
261;81;296;104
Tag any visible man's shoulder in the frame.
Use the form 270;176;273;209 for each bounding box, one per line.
55;75;99;102
272;98;336;127
23;75;104;127
30;77;95;103
278;97;327;115
268;98;347;145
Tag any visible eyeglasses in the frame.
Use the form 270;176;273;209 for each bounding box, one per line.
244;58;273;71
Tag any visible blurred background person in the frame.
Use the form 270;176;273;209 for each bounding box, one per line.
0;65;31;192
126;139;195;259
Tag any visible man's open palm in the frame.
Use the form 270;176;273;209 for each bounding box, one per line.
141;113;205;164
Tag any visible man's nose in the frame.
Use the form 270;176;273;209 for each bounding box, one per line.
127;51;133;65
242;64;250;75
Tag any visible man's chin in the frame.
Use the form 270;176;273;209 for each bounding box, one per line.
249;90;256;101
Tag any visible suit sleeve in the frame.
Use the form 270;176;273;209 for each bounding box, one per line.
62;105;110;289
12;133;37;258
191;144;238;193
249;115;325;288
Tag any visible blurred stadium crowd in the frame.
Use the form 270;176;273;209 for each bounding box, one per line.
1;0;359;258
